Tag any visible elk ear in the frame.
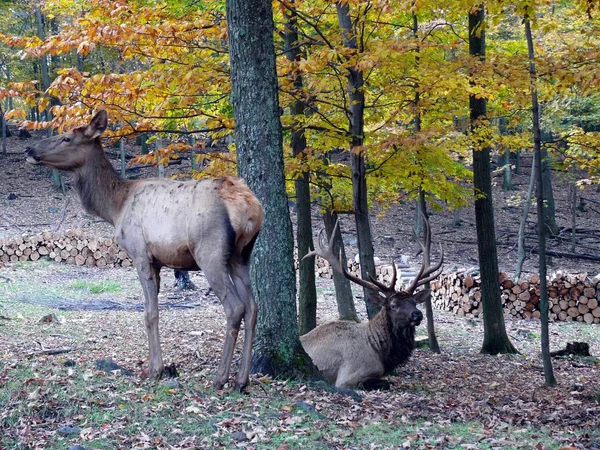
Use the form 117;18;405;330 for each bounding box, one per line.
368;293;387;307
412;289;431;304
84;110;108;139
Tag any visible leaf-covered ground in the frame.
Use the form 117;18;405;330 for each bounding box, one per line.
1;261;599;450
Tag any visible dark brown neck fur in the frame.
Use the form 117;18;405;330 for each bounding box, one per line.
367;308;416;375
72;141;132;225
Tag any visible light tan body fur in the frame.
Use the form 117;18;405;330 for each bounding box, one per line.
301;317;386;388
301;303;419;389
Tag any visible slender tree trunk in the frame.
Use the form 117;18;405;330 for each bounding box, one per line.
120;137;126;178
525;17;556;386
469;4;518;355
513;150;521;175
336;2;378;318
498;118;514;190
36;8;62;190
411;12;439;353
320;152;357;321
76;53;84;72
284;3;317;335
155;138;165;177
541;144;558;236
0;102;6;155
323;211;358;321
514;153;536;282
418;192;440;353
570;181;577;253
227;0;313;377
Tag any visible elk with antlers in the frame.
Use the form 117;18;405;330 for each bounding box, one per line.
25;110;264;392
301;218;443;390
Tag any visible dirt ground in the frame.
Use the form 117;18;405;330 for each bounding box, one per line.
1;260;599;449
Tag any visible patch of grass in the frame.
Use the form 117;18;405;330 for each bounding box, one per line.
352;421;564;449
68;279;122;294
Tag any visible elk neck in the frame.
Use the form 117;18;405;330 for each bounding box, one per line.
367;307;416;374
72;141;132;225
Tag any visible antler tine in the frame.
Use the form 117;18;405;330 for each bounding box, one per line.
303;219;385;294
367;260;398;294
412;243;444;288
303;224;344;275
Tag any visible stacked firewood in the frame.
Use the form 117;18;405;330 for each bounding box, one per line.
431;272;600;324
0;230;132;268
2;231;599;325
314;257;406;288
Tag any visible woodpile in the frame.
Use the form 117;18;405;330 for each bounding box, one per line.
2;230;599;325
431;271;600;324
0;230;132;268
314;257;404;289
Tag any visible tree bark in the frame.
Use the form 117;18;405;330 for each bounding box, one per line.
412;12;440;353
226;0;313;377
514;153;536;281
35;8;62;191
418;192;440;353
541;143;558;236
469;4;518;355
1;103;6;155
323;211;358;321
284;2;317;335
336;2;378;318
498;117;514;190
525;17;556;386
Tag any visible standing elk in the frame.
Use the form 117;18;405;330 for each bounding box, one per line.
25;110;264;392
301;219;443;390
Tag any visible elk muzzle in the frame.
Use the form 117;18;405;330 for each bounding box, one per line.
25;146;41;165
410;310;423;326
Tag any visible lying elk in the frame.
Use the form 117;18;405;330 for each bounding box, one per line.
301;219;443;390
25;110;264;392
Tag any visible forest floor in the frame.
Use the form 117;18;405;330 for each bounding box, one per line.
1;132;600;449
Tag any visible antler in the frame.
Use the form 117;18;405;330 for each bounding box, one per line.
404;212;444;294
304;220;396;295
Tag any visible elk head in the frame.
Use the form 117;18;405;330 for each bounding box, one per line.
25;110;108;171
305;216;443;329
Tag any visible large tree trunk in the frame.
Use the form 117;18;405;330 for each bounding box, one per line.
525;17;556;386
336;2;378;318
323;211;358;321
284;3;317;335
226;0;313;377
469;4;518;355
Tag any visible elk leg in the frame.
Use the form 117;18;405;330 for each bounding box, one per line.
230;263;258;392
201;264;245;390
136;260;163;380
336;363;384;389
